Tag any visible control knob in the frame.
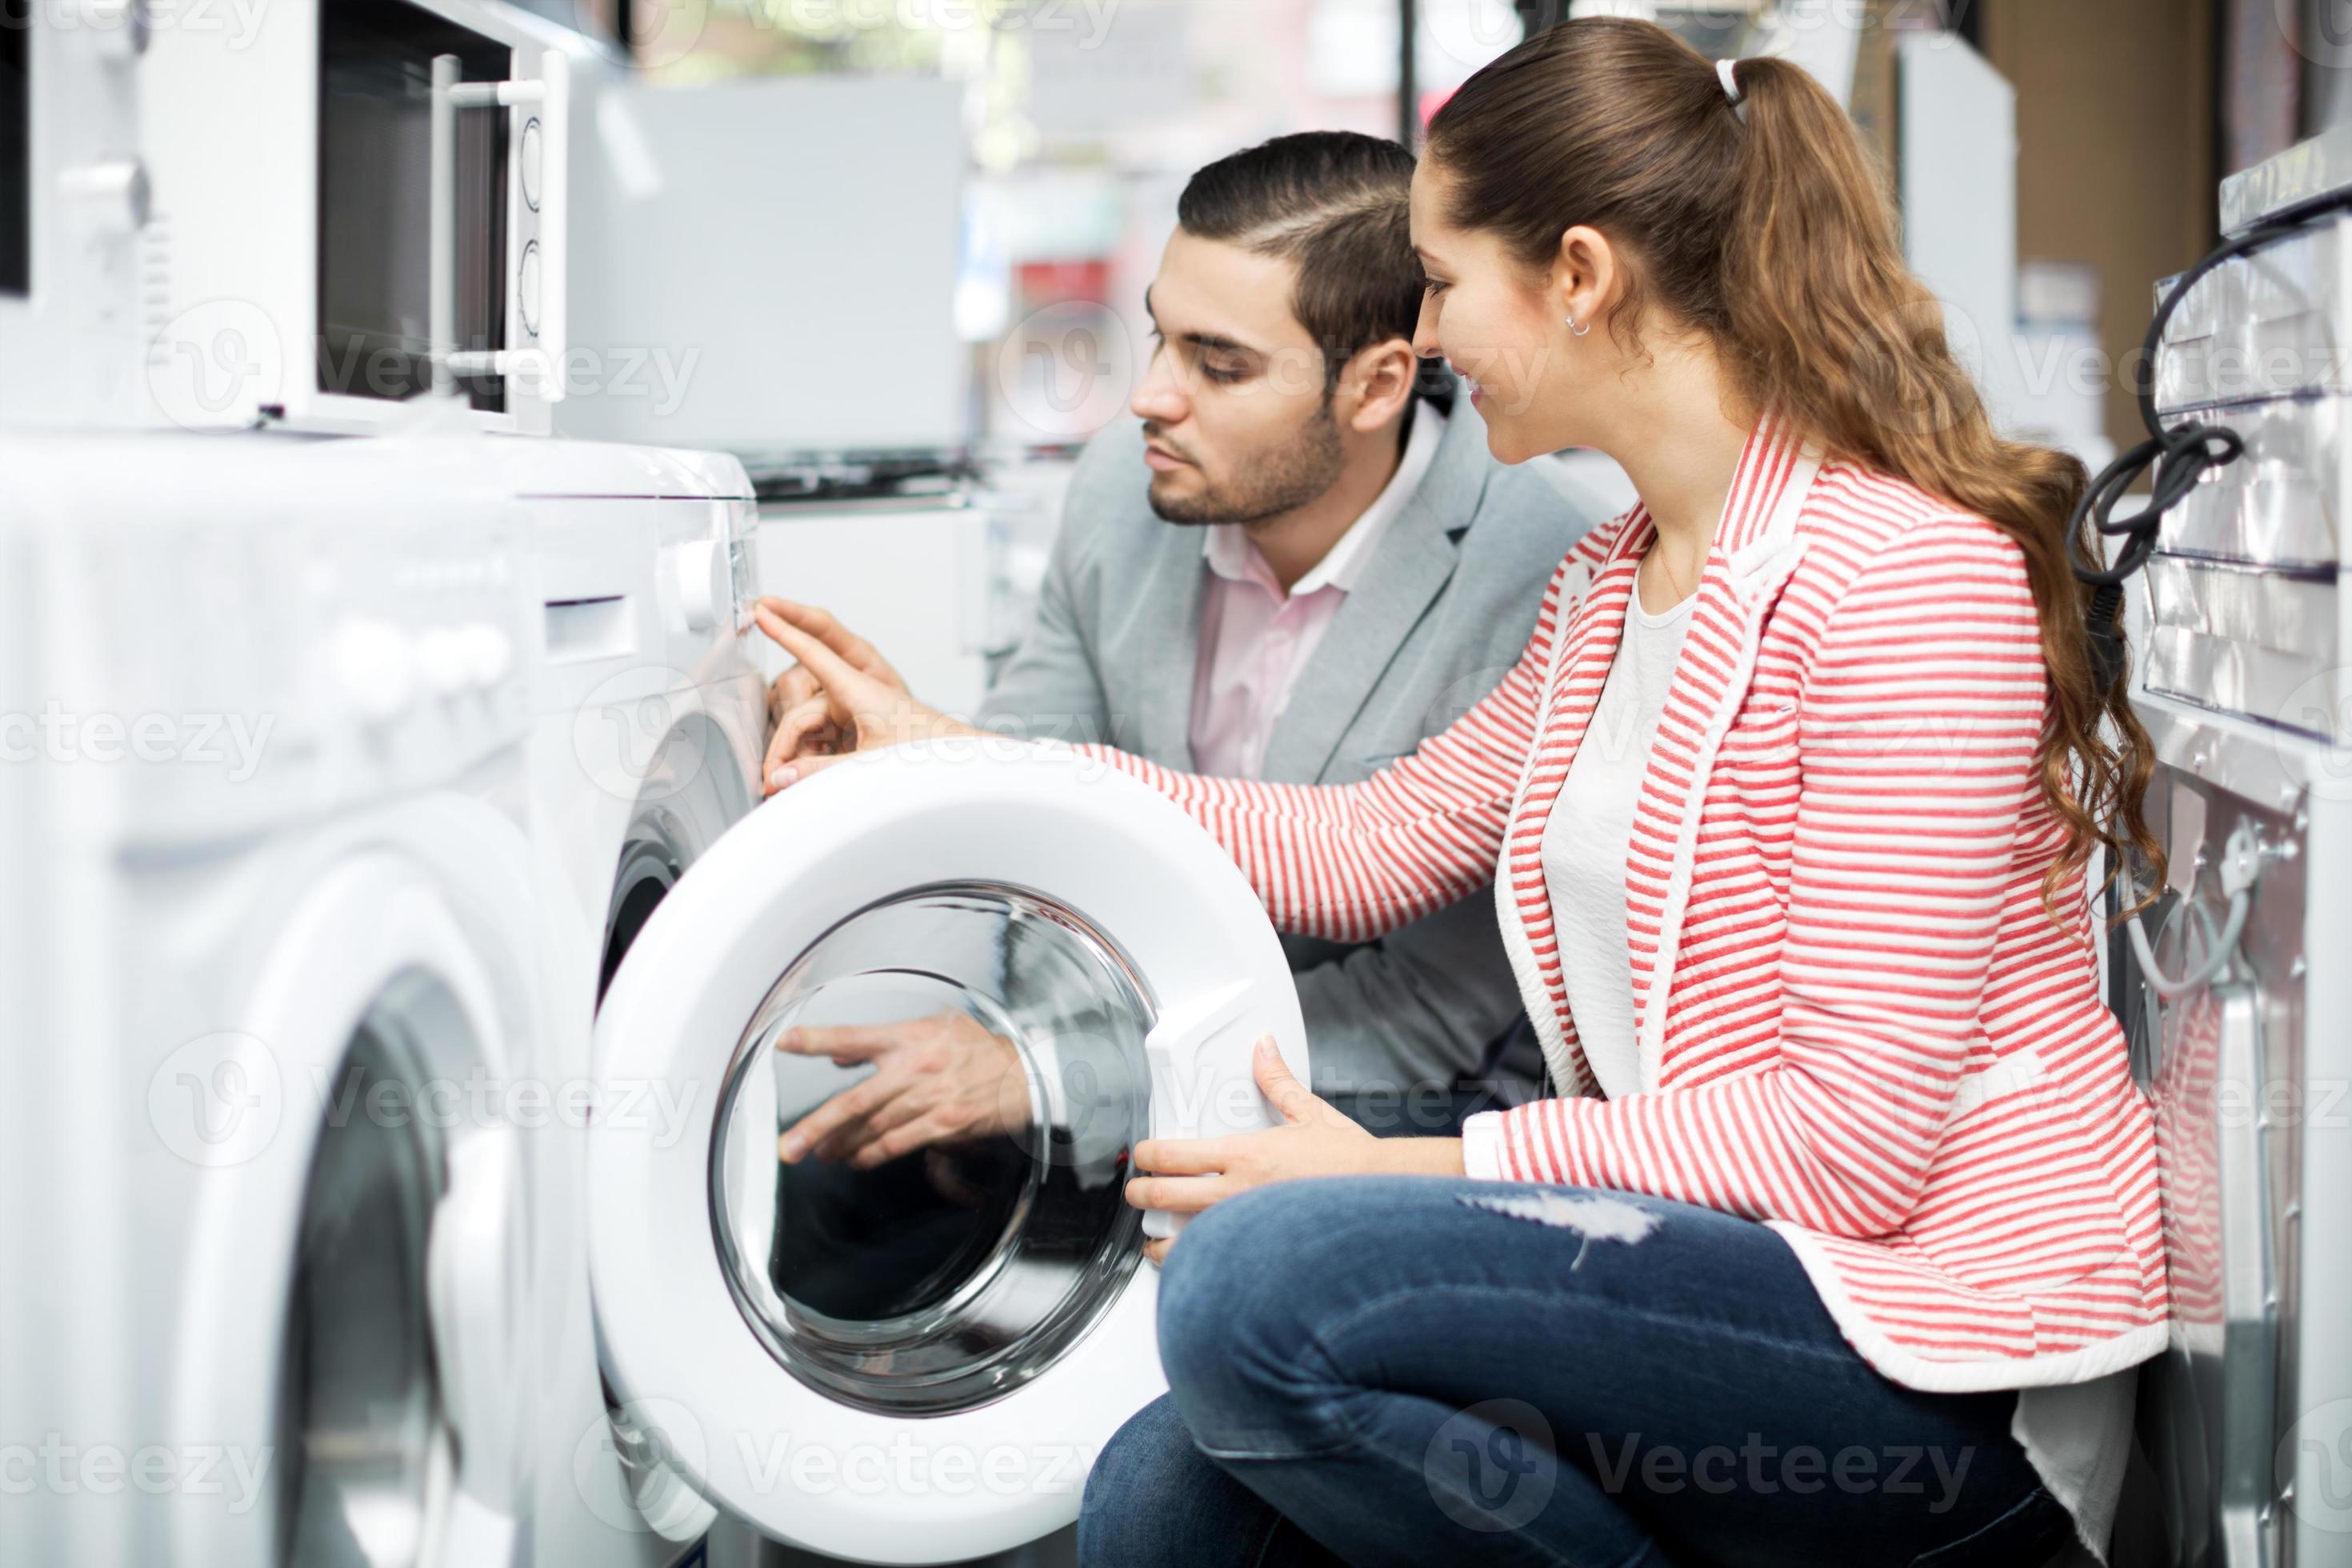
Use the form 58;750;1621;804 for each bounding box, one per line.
329;618;418;723
664;540;730;636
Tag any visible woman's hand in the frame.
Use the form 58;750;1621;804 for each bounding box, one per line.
1126;1037;1465;1264
753;598;983;790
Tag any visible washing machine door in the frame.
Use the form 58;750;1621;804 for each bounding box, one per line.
170;799;536;1568
589;745;1306;1563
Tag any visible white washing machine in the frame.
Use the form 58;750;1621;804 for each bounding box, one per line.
0;431;542;1565
422;438;1307;1565
0;426;1312;1567
481;437;770;1564
586;745;1310;1565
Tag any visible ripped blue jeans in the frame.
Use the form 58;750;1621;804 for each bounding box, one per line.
1077;1179;2074;1568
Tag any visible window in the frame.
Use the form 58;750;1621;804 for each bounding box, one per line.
316;0;508;407
711;883;1154;1414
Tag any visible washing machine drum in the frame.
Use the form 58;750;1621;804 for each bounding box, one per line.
589;746;1306;1564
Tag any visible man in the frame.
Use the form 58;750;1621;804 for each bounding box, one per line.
761;131;1601;1167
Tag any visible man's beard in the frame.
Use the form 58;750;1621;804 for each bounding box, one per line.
1146;400;1346;526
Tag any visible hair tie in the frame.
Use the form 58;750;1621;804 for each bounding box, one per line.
1717;57;1746;120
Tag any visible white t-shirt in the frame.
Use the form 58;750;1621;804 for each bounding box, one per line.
1538;585;1694;1098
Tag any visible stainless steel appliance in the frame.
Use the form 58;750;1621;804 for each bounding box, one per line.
2127;121;2352;1568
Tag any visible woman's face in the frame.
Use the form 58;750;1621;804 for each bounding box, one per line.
1409;160;1594;465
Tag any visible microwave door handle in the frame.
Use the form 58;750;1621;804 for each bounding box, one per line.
430;54;460;398
433;51;570;401
535;50;569;400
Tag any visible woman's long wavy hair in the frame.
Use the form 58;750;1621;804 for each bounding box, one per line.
1426;17;2161;906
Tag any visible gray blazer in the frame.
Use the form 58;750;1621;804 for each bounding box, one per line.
984;396;1602;1097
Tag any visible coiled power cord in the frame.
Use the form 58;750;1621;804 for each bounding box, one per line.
2070;199;2352;690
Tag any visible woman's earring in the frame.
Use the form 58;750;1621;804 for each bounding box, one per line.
1564;314;1591;338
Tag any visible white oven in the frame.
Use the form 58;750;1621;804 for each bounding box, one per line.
136;0;570;434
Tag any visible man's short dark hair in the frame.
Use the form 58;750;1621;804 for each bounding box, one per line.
1175;131;1423;390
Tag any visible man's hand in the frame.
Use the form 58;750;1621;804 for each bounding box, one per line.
775;1012;1035;1170
753;598;985;793
1124;1037;1465;1265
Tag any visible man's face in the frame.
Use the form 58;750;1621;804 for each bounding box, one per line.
1130;229;1346;525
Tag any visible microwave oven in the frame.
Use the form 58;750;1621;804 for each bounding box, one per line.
0;0;155;430
135;0;574;434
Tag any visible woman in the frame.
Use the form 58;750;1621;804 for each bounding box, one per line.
760;18;2166;1566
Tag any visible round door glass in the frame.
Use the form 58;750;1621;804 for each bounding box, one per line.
277;1018;446;1566
710;882;1154;1415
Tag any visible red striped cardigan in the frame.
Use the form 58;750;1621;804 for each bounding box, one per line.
1087;417;2168;1392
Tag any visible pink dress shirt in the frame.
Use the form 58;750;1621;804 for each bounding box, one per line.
1187;408;1446;778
